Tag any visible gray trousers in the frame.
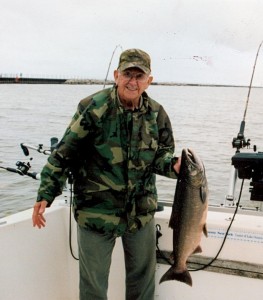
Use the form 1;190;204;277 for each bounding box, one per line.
77;219;156;300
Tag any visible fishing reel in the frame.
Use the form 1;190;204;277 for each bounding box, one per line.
231;121;250;151
16;160;31;175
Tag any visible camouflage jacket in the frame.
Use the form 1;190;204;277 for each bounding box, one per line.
37;86;177;235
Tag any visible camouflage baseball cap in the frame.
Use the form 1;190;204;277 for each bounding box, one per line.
118;49;151;74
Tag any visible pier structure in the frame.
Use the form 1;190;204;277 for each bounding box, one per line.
0;73;115;85
0;73;67;84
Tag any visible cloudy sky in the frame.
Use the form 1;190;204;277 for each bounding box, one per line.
1;0;263;85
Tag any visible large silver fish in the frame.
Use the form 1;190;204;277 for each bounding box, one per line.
160;148;208;286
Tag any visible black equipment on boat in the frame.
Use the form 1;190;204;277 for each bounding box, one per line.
232;152;263;201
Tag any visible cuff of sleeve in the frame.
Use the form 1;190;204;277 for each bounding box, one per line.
171;156;179;176
37;194;54;207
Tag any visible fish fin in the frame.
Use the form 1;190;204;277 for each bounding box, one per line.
193;245;202;254
203;223;208;237
159;267;192;286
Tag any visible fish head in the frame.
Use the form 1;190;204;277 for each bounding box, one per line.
180;148;206;186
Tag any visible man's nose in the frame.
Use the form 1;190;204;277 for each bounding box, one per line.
128;75;138;83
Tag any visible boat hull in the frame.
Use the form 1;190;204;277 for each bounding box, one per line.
1;201;263;300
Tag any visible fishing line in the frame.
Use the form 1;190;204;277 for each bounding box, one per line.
189;179;244;272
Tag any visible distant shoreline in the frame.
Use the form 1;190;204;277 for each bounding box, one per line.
0;76;261;88
65;79;251;88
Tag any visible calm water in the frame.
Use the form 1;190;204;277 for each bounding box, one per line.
0;84;263;218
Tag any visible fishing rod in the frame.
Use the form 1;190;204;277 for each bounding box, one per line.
0;163;40;180
232;40;262;151
103;44;123;89
226;40;263;202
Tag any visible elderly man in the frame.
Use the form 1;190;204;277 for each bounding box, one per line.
33;48;180;300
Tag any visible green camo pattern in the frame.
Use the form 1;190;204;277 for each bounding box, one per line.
37;86;177;235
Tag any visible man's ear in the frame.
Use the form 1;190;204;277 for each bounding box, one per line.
147;75;153;85
113;70;119;84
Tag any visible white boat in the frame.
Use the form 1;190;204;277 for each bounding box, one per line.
1;196;263;300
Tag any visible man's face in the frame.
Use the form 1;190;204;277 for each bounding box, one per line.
114;67;153;103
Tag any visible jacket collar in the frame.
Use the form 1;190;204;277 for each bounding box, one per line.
111;85;149;113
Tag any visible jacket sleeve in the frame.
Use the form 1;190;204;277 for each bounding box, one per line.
152;105;178;179
37;102;94;205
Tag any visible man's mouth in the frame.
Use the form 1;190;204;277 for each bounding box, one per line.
126;85;137;91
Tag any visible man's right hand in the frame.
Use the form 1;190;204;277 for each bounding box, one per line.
32;200;48;229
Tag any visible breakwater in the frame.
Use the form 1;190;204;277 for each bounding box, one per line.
0;76;114;85
0;76;67;84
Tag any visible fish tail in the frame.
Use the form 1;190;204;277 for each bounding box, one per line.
159;267;192;286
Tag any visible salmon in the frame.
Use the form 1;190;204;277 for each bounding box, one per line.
160;148;209;286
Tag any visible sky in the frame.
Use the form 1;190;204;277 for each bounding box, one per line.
1;0;263;85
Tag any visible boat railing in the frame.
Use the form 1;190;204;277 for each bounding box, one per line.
1;138;263;213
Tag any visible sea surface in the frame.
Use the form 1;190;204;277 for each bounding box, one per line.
1;84;263;218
